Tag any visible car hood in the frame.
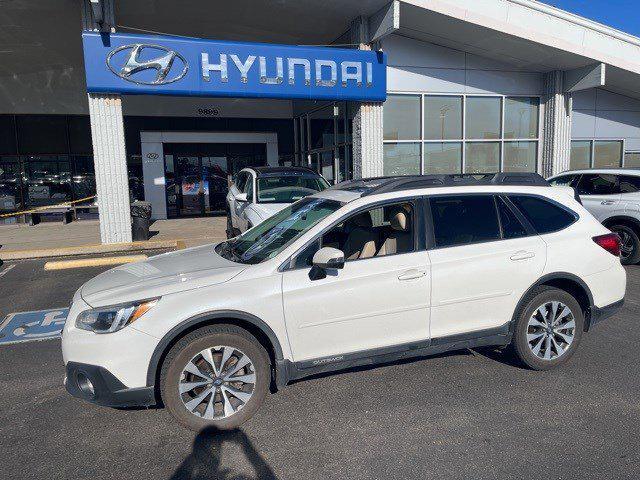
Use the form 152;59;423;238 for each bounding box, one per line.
80;244;245;307
250;202;290;220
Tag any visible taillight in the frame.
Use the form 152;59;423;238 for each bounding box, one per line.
593;233;621;257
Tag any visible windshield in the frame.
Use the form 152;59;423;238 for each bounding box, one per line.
257;175;329;204
216;197;342;264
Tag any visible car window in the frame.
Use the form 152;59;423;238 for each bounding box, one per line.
216;197;343;265
290;201;416;268
509;195;576;234
257;175;329;204
497;197;528;239
430;195;500;248
243;174;254;202
234;172;247;192
549;174;578;187
577;174;619;195
619;175;640;193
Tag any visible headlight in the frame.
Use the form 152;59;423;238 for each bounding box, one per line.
75;299;158;334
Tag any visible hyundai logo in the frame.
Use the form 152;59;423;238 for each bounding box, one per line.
106;44;188;85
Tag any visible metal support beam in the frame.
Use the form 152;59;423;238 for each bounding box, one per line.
88;94;132;244
564;63;606;93
351;17;385;179
542;71;572;177
368;1;400;43
82;0;130;243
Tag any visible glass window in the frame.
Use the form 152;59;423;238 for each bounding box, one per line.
504;97;539;139
0;156;23;213
593;141;623;168
624;152;640;169
216;197;342;264
71;155;96;203
234;172;248;192
570;141;592;170
424;143;462;174
337;145;352;183
549;174;579;187
309;105;335;149
464;142;500;173
510;195;576;234
577;174;619;195
384;95;420;140
430;195;500;247
465;97;501;140
243;174;254;203
424;96;462;140
320;151;334;183
256;174;328;204
497;197;528;239
383;143;421;176
619;175;640;194
503;141;537;172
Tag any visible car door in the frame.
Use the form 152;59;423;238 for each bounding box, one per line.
281;199;431;362
236;172;255;231
576;174;622;222
427;194;546;339
227;171;246;229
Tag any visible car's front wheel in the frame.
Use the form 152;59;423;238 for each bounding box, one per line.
510;286;584;370
160;325;271;431
609;224;640;265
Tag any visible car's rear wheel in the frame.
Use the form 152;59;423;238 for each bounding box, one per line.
510;286;584;370
609;224;640;265
160;325;271;431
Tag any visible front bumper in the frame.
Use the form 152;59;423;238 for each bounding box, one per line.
65;362;156;408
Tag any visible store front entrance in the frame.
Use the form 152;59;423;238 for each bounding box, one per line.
163;143;266;218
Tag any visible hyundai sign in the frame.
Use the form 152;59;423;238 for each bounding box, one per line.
82;33;387;102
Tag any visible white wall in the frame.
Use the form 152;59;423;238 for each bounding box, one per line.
381;34;543;95
572;89;640;151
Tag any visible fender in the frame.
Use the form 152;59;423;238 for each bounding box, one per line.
509;272;595;334
146;310;284;388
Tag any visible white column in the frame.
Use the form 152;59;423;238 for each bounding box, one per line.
541;71;572;177
88;93;132;243
350;16;385;179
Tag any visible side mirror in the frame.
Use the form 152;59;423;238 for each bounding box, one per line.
235;192;248;203
309;247;345;280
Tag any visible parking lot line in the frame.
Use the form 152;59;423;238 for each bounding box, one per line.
44;255;147;271
0;264;16;278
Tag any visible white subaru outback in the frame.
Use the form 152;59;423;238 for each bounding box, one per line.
62;173;626;431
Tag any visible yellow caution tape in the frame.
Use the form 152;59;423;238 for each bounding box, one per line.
0;196;97;219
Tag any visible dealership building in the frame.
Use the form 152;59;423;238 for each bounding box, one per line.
2;0;640;243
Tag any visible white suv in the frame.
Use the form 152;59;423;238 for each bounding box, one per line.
62;173;626;431
226;166;329;237
549;169;640;265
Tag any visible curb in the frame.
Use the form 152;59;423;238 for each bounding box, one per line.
44;255;148;270
0;239;184;261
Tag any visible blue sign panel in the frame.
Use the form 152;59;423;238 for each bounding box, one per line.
82;32;387;102
0;308;69;345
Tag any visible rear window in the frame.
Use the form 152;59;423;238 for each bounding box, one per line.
509;195;576;234
257;175;329;204
430;195;500;247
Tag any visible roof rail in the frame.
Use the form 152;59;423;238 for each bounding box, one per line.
331;173;549;196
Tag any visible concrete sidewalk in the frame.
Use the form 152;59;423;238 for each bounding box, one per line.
0;217;227;258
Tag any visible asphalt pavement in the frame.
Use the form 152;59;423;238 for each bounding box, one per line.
0;257;639;480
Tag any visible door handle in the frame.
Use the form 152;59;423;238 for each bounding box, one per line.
510;251;535;261
398;270;427;281
601;200;616;205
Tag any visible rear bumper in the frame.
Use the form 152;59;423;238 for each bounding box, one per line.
65;361;156;408
589;299;624;330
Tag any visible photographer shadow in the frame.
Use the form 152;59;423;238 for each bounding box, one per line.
170;426;278;480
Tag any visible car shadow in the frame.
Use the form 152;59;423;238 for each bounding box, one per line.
170;426;278;480
471;346;528;369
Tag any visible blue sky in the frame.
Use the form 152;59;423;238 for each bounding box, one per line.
543;1;640;37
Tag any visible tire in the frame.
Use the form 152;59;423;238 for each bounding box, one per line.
160;325;271;432
510;286;584;371
609;224;640;265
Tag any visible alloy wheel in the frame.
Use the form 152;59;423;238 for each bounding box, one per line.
614;229;634;260
526;301;576;361
178;346;256;419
